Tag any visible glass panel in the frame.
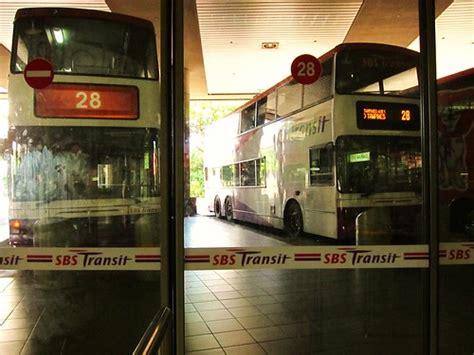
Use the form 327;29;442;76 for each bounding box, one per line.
336;136;421;194
303;60;333;106
437;0;474;352
1;6;164;354
185;1;426;354
276;80;303;117
12;11;158;79
309;145;333;185
240;104;256;132
240;160;256;186
336;46;419;97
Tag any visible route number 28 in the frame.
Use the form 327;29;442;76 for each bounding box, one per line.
76;91;101;109
291;54;321;85
297;62;317;77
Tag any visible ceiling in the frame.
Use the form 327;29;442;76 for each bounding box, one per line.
0;0;472;100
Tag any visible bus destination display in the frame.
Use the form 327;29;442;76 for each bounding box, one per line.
35;84;139;119
356;101;419;130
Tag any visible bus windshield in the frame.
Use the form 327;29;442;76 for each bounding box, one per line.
9;127;159;202
12;15;158;79
335;47;419;97
336;136;421;194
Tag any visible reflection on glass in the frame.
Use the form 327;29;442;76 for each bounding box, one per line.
12;11;158;79
6;127;160;247
336;46;419;97
336;136;422;195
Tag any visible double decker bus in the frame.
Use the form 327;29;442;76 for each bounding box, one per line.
6;8;160;247
437;68;474;240
204;43;422;243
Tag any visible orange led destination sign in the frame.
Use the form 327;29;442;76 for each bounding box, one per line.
35;83;138;119
357;101;419;130
363;108;387;121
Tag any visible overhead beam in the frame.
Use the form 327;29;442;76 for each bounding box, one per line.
344;0;453;46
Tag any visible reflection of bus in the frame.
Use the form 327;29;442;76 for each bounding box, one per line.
6;8;160;247
204;43;422;242
437;68;474;240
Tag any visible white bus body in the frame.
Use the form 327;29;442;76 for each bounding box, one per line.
7;8;160;247
205;43;422;242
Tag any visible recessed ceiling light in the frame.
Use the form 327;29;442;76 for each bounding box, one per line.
261;42;279;49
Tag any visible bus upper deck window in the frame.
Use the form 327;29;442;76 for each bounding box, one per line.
240;104;256;133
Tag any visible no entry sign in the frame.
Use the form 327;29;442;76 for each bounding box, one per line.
24;58;54;89
291;54;321;85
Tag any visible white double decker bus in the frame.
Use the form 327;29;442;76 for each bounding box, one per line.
204;43;422;243
6;8;160;247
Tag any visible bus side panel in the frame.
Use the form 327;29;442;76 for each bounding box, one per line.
285;101;337;238
233;123;280;227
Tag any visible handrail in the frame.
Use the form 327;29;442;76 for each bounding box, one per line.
133;306;172;355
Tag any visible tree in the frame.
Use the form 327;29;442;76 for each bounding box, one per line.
189;101;241;197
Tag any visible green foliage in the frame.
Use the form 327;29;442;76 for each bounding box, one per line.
189;101;241;197
189;101;240;136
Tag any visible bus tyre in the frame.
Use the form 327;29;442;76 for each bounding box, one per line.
224;198;233;222
214;198;222;218
284;202;303;238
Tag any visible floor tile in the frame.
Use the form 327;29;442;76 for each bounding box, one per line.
186;349;225;355
0;341;23;355
247;326;286;342
186;312;204;324
236;315;274;329
206;318;243;333
223;343;267;355
185;304;197;313
208;285;235;293
202;279;229;287
267;311;306;325
214;330;255;347
185;334;220;352
193;301;225;312
228;306;262;318
0;318;36;330
246;295;278;305
0;328;31;342
199;309;234;322
213;291;241;300
220;298;251;309
186;287;212;295
187;293;218;303
185;322;211;336
256;303;287;315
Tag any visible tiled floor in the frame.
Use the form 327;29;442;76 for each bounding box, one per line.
184;269;427;355
0;270;161;355
0;267;472;354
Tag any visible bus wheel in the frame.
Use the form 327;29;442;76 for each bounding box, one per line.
214;198;222;218
284;202;303;238
224;198;233;222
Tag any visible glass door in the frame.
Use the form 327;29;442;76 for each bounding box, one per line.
0;4;169;354
435;0;474;353
180;1;435;354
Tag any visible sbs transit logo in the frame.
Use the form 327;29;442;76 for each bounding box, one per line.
323;248;401;266
55;250;131;268
212;248;291;267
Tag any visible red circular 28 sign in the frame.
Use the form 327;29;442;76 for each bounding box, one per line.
291;54;321;85
24;58;54;89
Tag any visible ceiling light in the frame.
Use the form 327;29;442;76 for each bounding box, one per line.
261;42;279;49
